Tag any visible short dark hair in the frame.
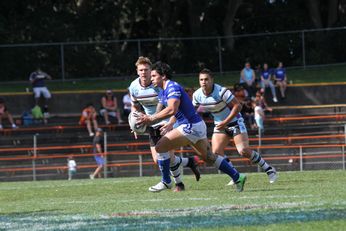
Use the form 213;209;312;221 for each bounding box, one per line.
151;61;172;79
199;68;213;78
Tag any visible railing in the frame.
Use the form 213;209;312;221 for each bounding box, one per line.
1;131;345;181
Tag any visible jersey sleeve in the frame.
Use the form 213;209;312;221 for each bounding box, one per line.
220;87;234;104
192;92;199;106
166;84;181;100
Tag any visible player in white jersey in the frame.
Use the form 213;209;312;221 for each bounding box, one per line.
192;68;277;184
128;56;200;192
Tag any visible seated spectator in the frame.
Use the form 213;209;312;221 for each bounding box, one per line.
100;89;124;125
241;98;256;130
260;63;278;103
29;67;52;108
79;103;98;137
233;83;248;103
122;90;132;118
274;61;288;99
240;61;256;98
0;98;17;129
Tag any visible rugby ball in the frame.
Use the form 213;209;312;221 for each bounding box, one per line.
128;111;147;134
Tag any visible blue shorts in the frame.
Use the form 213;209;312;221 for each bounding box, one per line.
94;155;104;166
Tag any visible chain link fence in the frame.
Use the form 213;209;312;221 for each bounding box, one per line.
1;27;346;81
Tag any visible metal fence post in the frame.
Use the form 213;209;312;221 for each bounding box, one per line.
60;44;65;81
301;31;306;69
139;155;143;177
299;146;303;171
342;145;345;171
103;132;108;179
217;37;223;75
257;127;262;173
32;134;37;181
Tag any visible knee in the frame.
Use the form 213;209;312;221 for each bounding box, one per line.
239;148;251;158
205;152;217;164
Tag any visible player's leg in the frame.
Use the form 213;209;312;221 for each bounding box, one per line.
85;119;94;136
234;132;277;183
212;132;235;185
149;129;191;192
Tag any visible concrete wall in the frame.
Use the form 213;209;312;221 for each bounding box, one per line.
1;84;345;116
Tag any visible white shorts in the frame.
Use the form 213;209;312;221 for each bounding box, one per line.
100;109;117;117
176;120;207;144
33;87;51;99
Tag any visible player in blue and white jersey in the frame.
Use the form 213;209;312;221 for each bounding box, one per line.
274;61;287;99
138;62;246;193
192;68;277;184
128;56;200;192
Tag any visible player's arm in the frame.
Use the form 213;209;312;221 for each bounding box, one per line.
215;97;242;130
138;98;179;125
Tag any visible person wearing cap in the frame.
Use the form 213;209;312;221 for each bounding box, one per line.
90;128;105;179
100;89;124;125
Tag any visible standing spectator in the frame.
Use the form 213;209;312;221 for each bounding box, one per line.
79;103;98;137
90;128;105;179
67;156;77;180
0;98;17;129
255;90;273;113
122;90;132;118
253;100;265;133
100;89;124;125
29;67;52;109
261;63;278;103
274;61;288;99
240;61;256;98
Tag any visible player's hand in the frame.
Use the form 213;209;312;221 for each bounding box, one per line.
159;123;173;136
137;114;155;126
215;121;227;130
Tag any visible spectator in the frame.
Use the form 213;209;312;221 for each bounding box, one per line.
233;83;248;103
29;67;52;110
122;90;132;118
274;61;288;99
241;99;256;130
255;90;273;113
100;89;124;125
67;156;77;180
260;63;278;103
90;128;105;179
79;103;98;137
0;98;17;129
253;100;265;133
240;61;256;98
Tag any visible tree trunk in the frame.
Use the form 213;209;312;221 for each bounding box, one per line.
327;0;339;27
223;0;243;50
305;0;323;28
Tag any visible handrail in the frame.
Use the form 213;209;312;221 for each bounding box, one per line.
0;134;345;153
0;152;343;173
0;143;344;162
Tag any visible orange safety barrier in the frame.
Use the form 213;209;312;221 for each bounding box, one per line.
267;114;346;122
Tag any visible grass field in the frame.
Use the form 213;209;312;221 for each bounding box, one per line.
0;170;345;230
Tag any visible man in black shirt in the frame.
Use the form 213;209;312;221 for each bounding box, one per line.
90;128;105;179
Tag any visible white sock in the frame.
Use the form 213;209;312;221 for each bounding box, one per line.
170;156;182;184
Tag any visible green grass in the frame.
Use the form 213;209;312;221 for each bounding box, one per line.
1;64;346;93
0;170;345;230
